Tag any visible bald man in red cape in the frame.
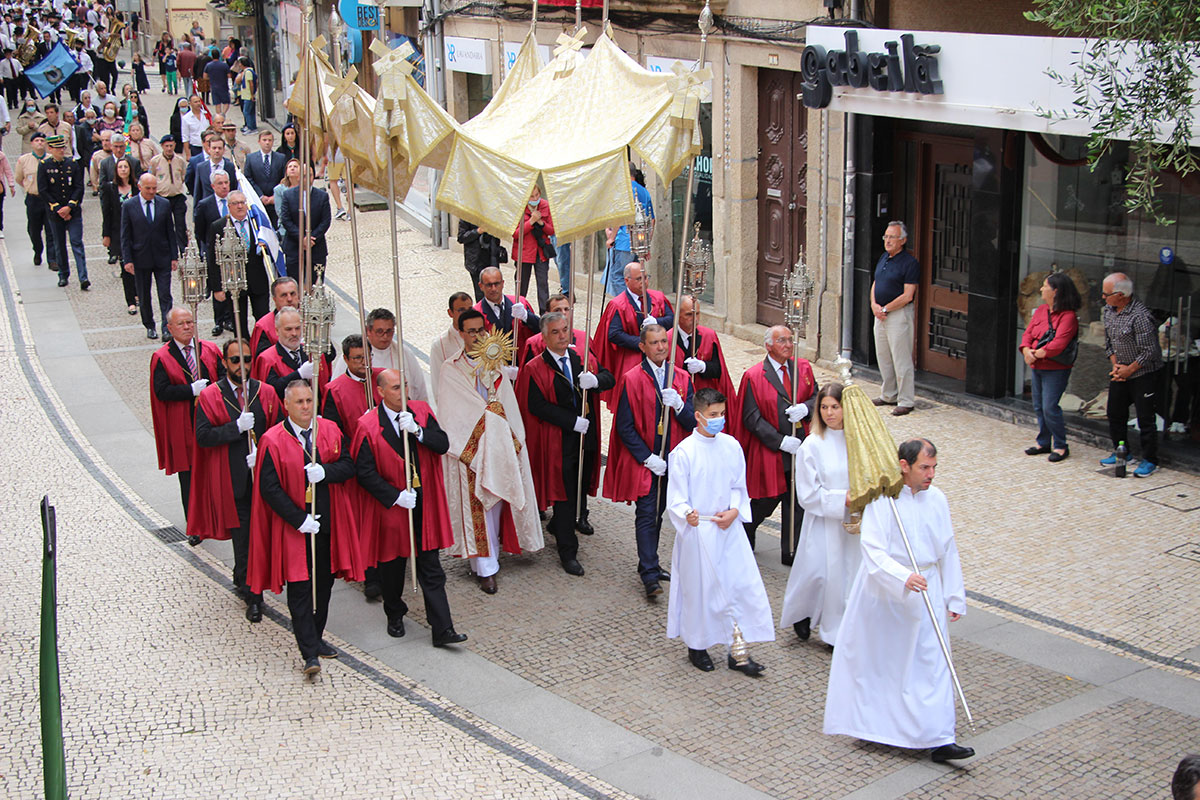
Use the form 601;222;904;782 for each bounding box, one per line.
602;324;694;597
594;261;674;410
736;324;818;567
352;369;468;648
250;276;299;356
149;306;224;525
189;338;281;622
248;379;363;675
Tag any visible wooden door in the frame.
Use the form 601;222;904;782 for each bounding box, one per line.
756;69;808;327
895;134;972;380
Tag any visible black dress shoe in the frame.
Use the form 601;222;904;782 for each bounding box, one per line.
79;280;90;291
575;516;594;536
1048;447;1070;463
107;254;117;264
317;641;339;659
147;327;158;339
245;602;262;623
223;321;237;333
387;618;406;638
645;581;663;598
303;657;321;675
781;554;794;567
561;559;585;576
363;581;382;601
211;324;224;337
187;534;201;546
931;743;975;763
33;253;41;266
1024;445;1051;455
688;648;714;671
658;570;670;582
432;629;468;648
48;261;58;273
57;277;68;287
794;618;811;641
873;397;896;406
727;653;766;676
160;327;168;340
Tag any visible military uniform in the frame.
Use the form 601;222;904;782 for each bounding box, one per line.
37;137;87;288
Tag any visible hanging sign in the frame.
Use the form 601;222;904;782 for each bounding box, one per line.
338;0;380;32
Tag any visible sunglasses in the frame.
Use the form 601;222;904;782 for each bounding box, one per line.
226;355;249;364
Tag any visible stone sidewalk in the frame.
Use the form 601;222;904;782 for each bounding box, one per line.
3;82;1200;799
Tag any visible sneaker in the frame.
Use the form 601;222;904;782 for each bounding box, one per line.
1169;422;1188;434
1133;461;1158;478
1099;453;1119;466
334;208;348;221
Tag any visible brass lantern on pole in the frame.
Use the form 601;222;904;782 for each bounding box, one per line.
178;244;207;320
630;199;653;261
681;221;712;299
782;248;814;338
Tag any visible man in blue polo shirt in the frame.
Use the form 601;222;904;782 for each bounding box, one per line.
870;221;920;416
605;164;655;297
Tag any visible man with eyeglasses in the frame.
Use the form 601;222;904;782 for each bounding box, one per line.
870;221;920;416
189;338;281;622
205;190;270;336
736;324;817;569
473;266;540;373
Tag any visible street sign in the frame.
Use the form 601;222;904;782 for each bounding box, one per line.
338;0;380;31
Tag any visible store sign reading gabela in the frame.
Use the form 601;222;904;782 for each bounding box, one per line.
801;31;943;109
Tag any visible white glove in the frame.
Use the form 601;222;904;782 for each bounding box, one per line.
245;445;257;469
297;360;314;381
396;410;419;434
298;514;321;535
235;411;255;433
304;462;326;483
190;378;209;396
779;435;802;455
644;454;667;476
660;388;684;413
785;403;809;424
501;364;521;381
394;489;417;509
684;357;706;374
511;302;528;322
640;315;658;328
573;416;590;434
578;371;599;391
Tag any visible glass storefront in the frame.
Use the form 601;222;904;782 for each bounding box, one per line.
668;100;713;305
1018;135;1200;439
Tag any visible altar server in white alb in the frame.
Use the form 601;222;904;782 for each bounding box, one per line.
779;382;861;646
823;438;974;764
666;387;774;676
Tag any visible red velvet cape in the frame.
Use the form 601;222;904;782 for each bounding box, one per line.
735;359;816;499
149;340;222;475
247;418;364;595
594;290;670;410
322;369;383;439
249;310;277;354
516;354;600;511
673;325;740;439
250;344;332;395
351;402;454;565
188;380;280;541
474;295;537;359
602;361;689;503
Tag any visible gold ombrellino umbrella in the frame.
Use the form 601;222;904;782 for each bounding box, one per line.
835;358;974;729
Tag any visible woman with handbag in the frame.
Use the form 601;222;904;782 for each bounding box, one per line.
512;185;555;314
1020;272;1082;462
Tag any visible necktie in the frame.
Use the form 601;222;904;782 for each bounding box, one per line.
235;385;244;407
559;355;572;386
394;413;403;436
184;343;196;377
301;428;313;460
237;219;248;247
218;199;226;217
263;151;268;166
781;362;792;399
145;199;152;222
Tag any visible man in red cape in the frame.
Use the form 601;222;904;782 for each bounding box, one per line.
474;266;540;365
249;276;299;356
671;293;739;438
149;306;223;527
516;310;614;575
594;261;674;410
189;338;280;622
736;324;818;568
249;379;363;676
602;324;694;598
322;334;383;439
520;293;590;365
352;369;468;648
251;306;333;399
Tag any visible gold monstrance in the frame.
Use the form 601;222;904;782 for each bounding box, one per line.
470;328;515;402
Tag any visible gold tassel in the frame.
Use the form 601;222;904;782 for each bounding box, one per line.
305;484;314;504
410;463;421;490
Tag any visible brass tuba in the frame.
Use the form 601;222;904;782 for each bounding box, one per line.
99;16;124;61
16;25;40;67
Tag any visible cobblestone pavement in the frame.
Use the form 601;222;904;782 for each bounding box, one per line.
3;84;1199;799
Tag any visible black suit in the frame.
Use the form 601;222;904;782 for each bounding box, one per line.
185;154;239;201
73;120;96;166
121;194;178;332
740;357;817;564
98;153;142;189
206;214;271;335
278;185;330;275
194;377;274;600
153;338;225;514
525;349;614;562
195;193;231;328
261;342;333;400
243;149;285;224
355;404;455;637
479;295;541;342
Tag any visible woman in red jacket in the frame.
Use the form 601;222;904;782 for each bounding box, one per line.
512;185;555;314
1020;272;1082;462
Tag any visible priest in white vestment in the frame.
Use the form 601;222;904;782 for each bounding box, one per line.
666;387;774;675
823;437;975;763
437;309;543;595
429;292;475;410
330;307;429;403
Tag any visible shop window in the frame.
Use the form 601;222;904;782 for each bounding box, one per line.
668;101;714;304
466;73;493;120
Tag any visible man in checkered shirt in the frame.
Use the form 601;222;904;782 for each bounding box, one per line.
1101;272;1164;477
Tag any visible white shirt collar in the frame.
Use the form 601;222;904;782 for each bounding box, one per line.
287;417;313;436
173;337;195;351
767;355;787;374
626;290;642;310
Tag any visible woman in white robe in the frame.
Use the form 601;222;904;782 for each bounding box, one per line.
779;382;861;646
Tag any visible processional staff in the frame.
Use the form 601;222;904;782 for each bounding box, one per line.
782;249;814;558
214;224;256;446
301;275;336;613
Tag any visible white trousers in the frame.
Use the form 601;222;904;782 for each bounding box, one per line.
471;503;503;577
873;303;916;408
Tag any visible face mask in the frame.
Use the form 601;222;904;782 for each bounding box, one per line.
528;199;538;208
104;108;114;117
703;416;725;435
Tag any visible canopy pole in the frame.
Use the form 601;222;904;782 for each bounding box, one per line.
574;238;592;523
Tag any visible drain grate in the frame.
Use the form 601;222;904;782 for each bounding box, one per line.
150;526;188;544
1166;543;1200;563
1133;482;1200;512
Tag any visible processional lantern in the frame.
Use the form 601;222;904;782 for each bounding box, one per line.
214;226;248;300
783;248;815;337
178;244;206;310
301;283;337;364
630;199;653;261
681;221;712;298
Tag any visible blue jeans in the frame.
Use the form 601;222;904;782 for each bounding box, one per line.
48;211;87;283
1031;367;1071;449
605;248;634;297
633;474;667;585
552;236;571;294
241;98;256;131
